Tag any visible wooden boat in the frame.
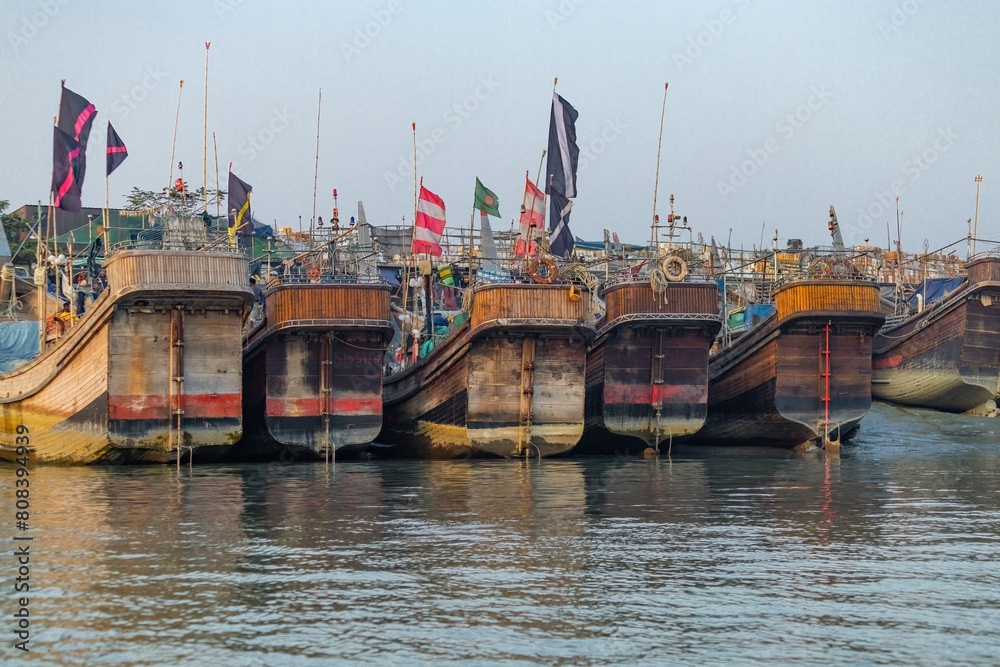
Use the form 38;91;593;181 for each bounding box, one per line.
235;274;393;460
691;277;884;449
0;222;252;464
577;278;722;454
379;281;595;458
872;252;1000;414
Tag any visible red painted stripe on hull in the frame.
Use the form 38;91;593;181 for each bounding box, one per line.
873;354;903;370
109;394;241;420
265;397;381;417
603;384;707;404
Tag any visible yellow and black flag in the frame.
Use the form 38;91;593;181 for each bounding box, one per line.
227;171;252;239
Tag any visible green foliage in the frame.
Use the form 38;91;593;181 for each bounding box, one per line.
0;200;38;264
124;182;226;216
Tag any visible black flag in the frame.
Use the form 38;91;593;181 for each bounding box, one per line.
57;84;97;187
106;122;128;176
545;93;580;199
52;126;82;212
548;189;574;259
228;172;253;236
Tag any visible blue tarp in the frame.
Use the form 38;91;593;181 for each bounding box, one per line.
728;303;776;330
904;277;965;307
379;267;400;285
0;321;40;373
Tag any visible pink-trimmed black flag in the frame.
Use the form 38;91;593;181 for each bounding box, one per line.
57;84;97;185
106;122;128;176
52;126;82;212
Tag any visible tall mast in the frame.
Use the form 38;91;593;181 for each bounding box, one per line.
651;82;669;248
204;42;210;211
311;89;322;240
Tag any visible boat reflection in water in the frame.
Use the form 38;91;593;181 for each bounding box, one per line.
12;413;1000;665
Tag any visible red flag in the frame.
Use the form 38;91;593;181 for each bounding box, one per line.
515;175;545;256
411;185;445;256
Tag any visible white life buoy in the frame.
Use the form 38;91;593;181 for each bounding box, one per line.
661;254;688;282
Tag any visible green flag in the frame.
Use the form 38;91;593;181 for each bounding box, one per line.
473;177;501;217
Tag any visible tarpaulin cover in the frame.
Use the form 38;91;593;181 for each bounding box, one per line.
727;303;776;330
0;321;40;373
379;267;400;285
904;277;965;307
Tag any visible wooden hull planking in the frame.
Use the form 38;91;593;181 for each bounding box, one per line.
234;282;393;461
694;280;883;448
0;248;251;464
579;282;722;454
872;278;1000;413
379;283;593;458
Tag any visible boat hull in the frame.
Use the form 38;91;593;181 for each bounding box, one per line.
379;283;593;458
232;282;393;461
0;249;251;464
873;278;1000;413
577;282;722;455
693;280;884;449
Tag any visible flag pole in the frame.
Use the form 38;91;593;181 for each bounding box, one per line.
469;185;476;271
168;80;184;210
311;88;322;242
651;82;669;249
412;123;418;226
213;132;220;225
204;42;210;212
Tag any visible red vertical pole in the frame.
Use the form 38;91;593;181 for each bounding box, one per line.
821;321;831;428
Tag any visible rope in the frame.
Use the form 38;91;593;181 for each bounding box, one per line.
562;263;598;292
649;268;669;294
1;265;23;320
462;283;475;312
330;334;387;351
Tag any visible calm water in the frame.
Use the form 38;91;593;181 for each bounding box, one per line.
3;401;1000;666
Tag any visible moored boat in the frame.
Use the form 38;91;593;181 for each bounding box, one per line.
0;217;252;464
379;280;595;458
578;274;721;455
872;251;1000;414
691;276;884;449
236;267;393;461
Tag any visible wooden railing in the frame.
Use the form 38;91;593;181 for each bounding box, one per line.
469;283;589;328
773;280;881;320
105;250;248;294
265;283;391;325
603;282;719;320
966;255;1000;285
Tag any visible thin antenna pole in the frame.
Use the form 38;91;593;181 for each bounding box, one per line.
213;132;220;223
973;175;983;255
412;122;418;224
311;89;322;240
533;150;546;191
168;80;184;208
651;82;669;247
204;42;210;212
895;198;902;290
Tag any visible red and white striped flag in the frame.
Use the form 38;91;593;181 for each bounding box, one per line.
411;185;446;256
515;175;545;256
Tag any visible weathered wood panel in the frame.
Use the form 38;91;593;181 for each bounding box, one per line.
966;256;1000;285
873;289;1000;411
106;251;248;292
774;281;880;320
469;284;588;328
265;283;391;325
0;249;250;464
603;282;718;321
466;334;586;457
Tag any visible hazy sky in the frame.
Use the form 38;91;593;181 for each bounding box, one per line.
2;0;998;254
